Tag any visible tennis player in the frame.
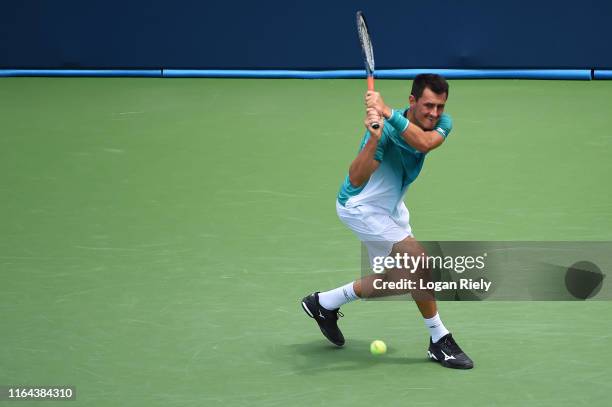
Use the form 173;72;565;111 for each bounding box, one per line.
301;74;473;369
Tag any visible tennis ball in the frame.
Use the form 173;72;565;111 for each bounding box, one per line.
370;340;387;355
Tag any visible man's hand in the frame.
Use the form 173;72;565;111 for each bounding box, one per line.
365;91;392;118
364;108;383;140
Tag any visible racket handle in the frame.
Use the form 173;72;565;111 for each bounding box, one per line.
367;76;380;129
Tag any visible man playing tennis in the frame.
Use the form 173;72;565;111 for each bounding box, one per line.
301;74;474;369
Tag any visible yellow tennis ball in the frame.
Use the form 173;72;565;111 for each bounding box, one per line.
370;340;387;355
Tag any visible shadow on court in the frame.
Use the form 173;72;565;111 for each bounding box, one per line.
270;339;428;375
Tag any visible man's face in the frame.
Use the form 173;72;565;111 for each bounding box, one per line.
409;87;447;131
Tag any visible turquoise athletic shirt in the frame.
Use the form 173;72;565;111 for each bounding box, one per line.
337;108;452;213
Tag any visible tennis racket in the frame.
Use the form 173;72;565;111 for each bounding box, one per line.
355;10;379;129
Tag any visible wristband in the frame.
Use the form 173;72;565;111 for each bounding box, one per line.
387;109;410;132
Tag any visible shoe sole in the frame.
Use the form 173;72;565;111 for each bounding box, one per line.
428;351;474;369
301;301;314;318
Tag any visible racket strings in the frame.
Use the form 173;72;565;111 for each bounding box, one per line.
357;16;375;74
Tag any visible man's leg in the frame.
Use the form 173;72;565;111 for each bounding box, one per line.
353;236;473;368
353;237;447;338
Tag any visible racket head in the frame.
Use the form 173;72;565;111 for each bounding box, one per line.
356;11;379;129
356;11;375;77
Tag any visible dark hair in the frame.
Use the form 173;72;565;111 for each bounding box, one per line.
411;73;449;100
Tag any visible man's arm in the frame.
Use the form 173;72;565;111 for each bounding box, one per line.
380;105;444;153
348;108;383;187
367;92;445;153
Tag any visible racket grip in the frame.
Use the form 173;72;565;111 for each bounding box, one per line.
367;75;379;129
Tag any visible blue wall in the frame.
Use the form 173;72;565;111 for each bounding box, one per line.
1;0;611;70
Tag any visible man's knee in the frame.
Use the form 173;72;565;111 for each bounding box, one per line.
392;237;427;259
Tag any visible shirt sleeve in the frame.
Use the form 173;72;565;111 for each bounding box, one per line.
434;113;453;139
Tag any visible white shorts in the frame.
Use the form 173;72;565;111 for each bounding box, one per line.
336;200;413;266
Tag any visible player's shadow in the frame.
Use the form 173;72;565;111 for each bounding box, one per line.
276;339;427;375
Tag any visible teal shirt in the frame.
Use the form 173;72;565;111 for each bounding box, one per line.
337;108;453;211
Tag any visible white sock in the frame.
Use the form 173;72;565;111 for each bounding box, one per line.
424;313;450;343
318;282;359;310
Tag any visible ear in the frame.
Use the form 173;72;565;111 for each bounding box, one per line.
409;94;416;106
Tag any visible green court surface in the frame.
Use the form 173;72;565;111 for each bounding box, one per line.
1;78;611;406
